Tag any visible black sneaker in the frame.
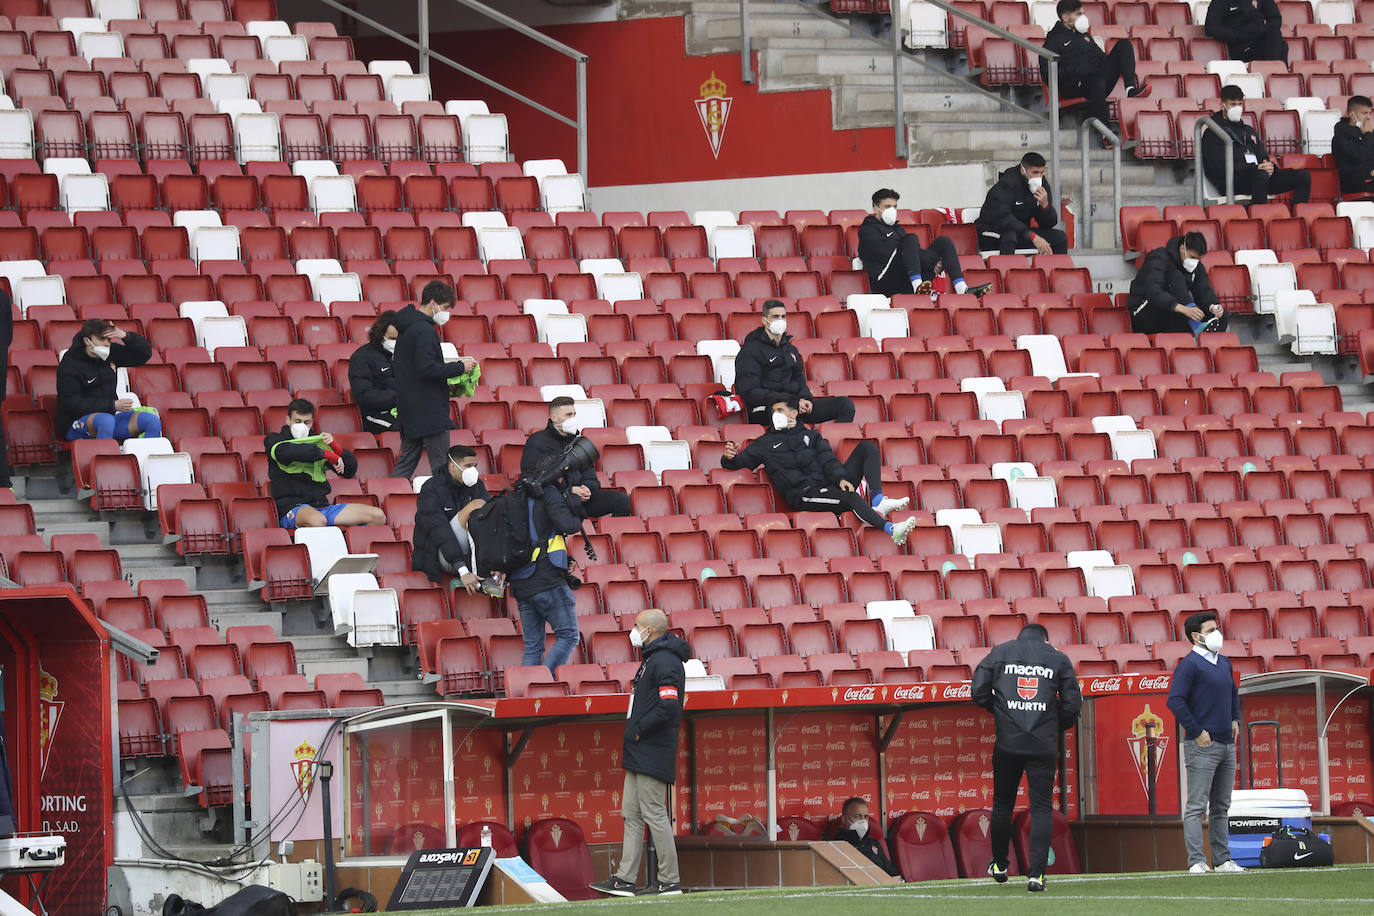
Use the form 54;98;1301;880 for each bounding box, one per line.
638;882;683;896
1027;874;1046;892
967;281;994;299
589;877;637;897
987;860;1008;883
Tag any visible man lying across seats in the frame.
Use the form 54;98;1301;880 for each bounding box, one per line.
413;444;501;596
1201;85;1311;205
974;153;1069;255
522;395;631;519
857;188;991;298
733;298;855;428
267;398;387;530
56;318;161;442
1127;231;1228;336
720;397;917;546
1333;95;1374;197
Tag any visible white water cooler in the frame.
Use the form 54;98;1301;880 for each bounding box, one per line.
1227;789;1328;867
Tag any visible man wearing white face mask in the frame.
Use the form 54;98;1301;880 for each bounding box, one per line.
56;318;159;442
1202;85;1310;205
1168;611;1245;875
857;188;991;298
521;396;632;519
413;445;500;594
721;398;916;546
734;299;855;428
975;154;1069;256
392;281;475;480
1041;0;1148;144
348;311;400;435
833;798;899;877
1127;231;1227;336
267;398;387;530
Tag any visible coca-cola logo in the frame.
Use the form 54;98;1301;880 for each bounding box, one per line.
957;753;978;763
912;790;931;800
912;755;930;765
893;686;925;701
934;771;955;781
955;717;975;727
801;761;822;770
933;735;953;745
804;796;824;805
825;741;846;751
942;683;972;699
1138;675;1171;690
957;788;979;798
844;686;878;702
1348;774;1368;784
1090;677;1122;692
800;725;821;734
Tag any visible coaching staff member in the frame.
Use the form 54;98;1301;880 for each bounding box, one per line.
590;609;688;898
972;623;1082;893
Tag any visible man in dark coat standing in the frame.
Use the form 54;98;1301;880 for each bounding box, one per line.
734;299;854;428
857;188;989;298
521;396;630;519
1202;85;1310;204
413;444;494;593
591;609;689;898
1041;0;1148;142
975;154;1069;255
1206;0;1286;62
1333;95;1374;196
391;281;473;480
972;623;1082;893
1127;232;1227;336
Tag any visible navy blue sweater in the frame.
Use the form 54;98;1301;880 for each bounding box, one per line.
1167;649;1241;743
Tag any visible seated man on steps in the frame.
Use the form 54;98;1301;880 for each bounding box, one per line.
720;397;917;547
1201;85;1310;205
1127;231;1228;336
1041;0;1149;148
267;398;387;530
857;188;991;299
974;153;1069;255
413;445;501;596
733;298;854;428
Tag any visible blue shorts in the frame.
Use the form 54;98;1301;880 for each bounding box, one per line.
280;503;347;529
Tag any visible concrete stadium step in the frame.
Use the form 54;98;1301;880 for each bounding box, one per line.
117;791;234;848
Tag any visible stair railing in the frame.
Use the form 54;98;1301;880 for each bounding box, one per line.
1080;117;1121;248
1194;116;1235;206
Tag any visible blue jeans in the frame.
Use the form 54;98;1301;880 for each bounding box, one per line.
517;585;578;673
66;410;161;441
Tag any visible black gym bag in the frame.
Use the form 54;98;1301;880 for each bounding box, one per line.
1258;826;1334;868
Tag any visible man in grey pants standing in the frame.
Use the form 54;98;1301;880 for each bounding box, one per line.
591;609;689;897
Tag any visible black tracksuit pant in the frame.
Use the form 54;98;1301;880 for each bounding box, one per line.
990;750;1057;878
789;440;885;528
1064;41;1138;129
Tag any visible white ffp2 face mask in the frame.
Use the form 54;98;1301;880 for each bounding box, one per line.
772;412;790;431
1182;256;1200;273
90;344;111;361
767;318;787;337
290;422;311;439
1204;630;1224;654
628;627;645;648
880;207;898;226
851;819;869;838
432;309;451;326
1075;13;1090;32
460;465;480;487
1225;105;1243;123
382;338;396;353
1026;176;1043;193
559;417;580;436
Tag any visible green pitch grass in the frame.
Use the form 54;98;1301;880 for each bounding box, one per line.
408;864;1374;915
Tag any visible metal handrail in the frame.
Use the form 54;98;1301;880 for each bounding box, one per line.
1194;116;1235;206
742;0;1064;223
311;0;589;187
1080;117;1121;249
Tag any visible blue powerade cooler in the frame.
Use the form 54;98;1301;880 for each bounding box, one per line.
1227;789;1331;867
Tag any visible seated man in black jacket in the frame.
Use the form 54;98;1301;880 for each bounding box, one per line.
413;445;501;595
721;397;915;546
1041;0;1148;143
974;154;1069;255
348;311;399;436
833;797;899;878
857;188;989;298
56;319;160;441
1202;85;1310;205
267;398;386;529
1333;95;1374;196
1127;232;1227;336
734;299;854;428
1206;0;1286;62
521;396;631;519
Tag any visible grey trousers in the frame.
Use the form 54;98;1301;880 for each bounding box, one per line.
392;431;450;479
437;515;474;574
1183;740;1236;866
614;771;679;885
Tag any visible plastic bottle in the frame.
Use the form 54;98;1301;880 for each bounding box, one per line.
480;825;493;848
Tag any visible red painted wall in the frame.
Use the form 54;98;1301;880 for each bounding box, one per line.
357;16;902;187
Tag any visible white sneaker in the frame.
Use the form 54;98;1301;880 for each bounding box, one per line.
874;495;910;518
1188;862;1211;875
1213;860;1245;874
890;516;918;546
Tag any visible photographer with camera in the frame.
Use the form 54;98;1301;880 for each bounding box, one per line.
522;396;631;519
